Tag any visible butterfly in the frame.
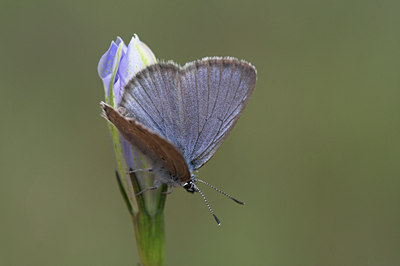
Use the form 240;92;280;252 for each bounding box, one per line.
101;57;256;224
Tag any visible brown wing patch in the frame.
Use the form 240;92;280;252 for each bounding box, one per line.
101;102;191;183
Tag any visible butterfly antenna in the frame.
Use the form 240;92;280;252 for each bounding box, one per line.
194;184;221;226
196;179;245;205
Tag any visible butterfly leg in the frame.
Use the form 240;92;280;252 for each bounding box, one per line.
128;168;153;174
136;180;161;196
162;185;174;195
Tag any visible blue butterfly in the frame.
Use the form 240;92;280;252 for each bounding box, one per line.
102;57;256;224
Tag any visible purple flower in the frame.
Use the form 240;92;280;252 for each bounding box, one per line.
98;34;157;106
98;34;159;212
98;34;166;266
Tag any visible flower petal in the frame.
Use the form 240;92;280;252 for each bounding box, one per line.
97;37;124;79
120;136;136;170
98;37;127;105
118;34;157;89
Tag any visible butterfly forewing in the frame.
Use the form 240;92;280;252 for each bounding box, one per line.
120;64;181;144
119;57;256;170
180;59;256;169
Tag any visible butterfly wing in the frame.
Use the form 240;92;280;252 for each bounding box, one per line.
119;57;256;170
118;63;181;148
101;102;191;183
179;58;257;169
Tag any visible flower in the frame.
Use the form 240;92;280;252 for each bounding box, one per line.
98;34;158;179
97;34;157;106
97;33;161;212
98;34;166;266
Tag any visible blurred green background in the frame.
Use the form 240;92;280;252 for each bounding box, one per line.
1;0;400;265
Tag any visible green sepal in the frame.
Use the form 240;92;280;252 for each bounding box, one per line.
130;171;167;266
115;171;134;216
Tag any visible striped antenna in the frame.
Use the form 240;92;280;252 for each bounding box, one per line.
196;179;245;205
194;184;221;226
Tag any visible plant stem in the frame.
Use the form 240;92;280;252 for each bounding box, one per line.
133;209;166;266
116;170;167;265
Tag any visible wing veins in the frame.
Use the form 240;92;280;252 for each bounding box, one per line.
193;118;225;162
220;67;244;122
124;90;164;135
179;75;188;148
220;65;235;119
158;67;174;135
190;64;237;160
135;77;164;127
192;88;250;164
206;65;210;120
206;63;223;121
189;63;222;159
148;69;168;133
189;68;202;158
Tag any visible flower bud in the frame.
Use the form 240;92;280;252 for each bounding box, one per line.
98;34;157;106
98;34;159;215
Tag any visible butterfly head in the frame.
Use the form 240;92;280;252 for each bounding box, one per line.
181;176;244;225
183;179;198;193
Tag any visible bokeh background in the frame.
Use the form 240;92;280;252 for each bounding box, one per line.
1;0;400;265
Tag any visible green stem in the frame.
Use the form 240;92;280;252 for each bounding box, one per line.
133;209;166;266
131;172;167;266
116;170;167;266
111;122;167;265
104;38;164;265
